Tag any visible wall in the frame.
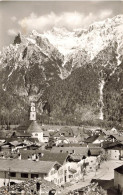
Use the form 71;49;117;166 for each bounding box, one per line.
107;150;120;160
0;171;47;187
45;167;58;182
114;171;123;192
32;132;44;142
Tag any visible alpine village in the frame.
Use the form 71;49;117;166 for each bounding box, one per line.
0;14;123;195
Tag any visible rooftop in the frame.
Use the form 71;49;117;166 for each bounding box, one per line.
51;146;89;156
114;165;123;174
0;159;60;174
27;121;43;133
20;149;68;165
84;135;99;143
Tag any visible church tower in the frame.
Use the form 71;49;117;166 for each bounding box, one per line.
30;102;36;121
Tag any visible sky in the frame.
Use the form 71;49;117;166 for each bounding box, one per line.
0;1;123;49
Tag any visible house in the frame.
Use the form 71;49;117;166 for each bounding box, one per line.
84;135;99;144
56;156;100;185
93;133;106;144
59;127;74;137
55;135;69;146
51;146;101;158
51;146;89;157
52;127;76;143
19;149;68;165
0;159;61;187
78;156;98;173
12;131;32;139
114;165;123;193
103;142;123;160
43;131;49;143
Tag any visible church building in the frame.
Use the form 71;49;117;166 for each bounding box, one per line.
27;102;45;143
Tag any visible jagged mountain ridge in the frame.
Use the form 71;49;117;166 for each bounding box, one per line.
0;33;63;96
43;15;123;77
0;15;123;125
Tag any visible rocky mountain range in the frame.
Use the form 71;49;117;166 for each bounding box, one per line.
0;15;123;127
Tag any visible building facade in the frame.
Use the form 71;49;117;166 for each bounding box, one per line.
114;165;123;193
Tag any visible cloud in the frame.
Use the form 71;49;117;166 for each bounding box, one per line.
7;29;18;36
11;16;17;22
99;9;113;20
18;10;113;33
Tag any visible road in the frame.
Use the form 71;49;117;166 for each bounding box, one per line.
58;160;123;195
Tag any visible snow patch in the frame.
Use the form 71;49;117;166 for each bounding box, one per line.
26;37;36;44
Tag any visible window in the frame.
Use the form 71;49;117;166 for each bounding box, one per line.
69;175;73;178
58;169;63;175
21;173;28;178
54;178;57;183
31;174;39;178
50;170;55;175
10;172;16;177
60;178;63;182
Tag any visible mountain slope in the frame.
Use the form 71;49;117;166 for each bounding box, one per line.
0;15;123;126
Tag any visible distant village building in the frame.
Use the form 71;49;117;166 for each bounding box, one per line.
0;159;61;187
103;142;123;160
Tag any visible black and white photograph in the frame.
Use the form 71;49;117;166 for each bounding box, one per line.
0;0;123;194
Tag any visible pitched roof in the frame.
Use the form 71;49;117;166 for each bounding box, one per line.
4;138;24;143
90;148;102;156
20;150;68;165
59;126;74;137
112;135;123;142
84;135;99;143
26;138;39;143
0;159;60;174
51;147;88;156
27;121;43;133
39;152;68;165
16;121;32;131
96;134;106;141
43;131;49;137
0;130;14;139
53;127;74;138
103;141;123;149
15;131;31;137
114;165;123;174
9;141;24;147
